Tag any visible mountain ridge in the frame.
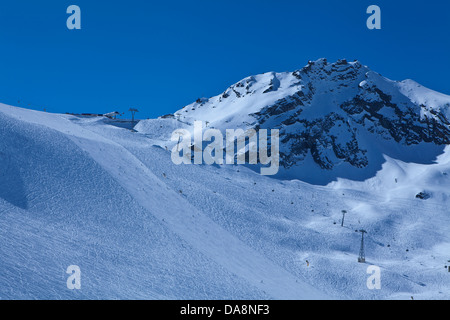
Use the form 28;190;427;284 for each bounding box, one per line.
141;59;450;184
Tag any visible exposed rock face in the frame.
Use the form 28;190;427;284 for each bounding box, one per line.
169;59;450;179
246;59;450;171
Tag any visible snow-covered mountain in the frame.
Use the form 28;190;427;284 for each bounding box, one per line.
142;59;450;184
1;59;450;300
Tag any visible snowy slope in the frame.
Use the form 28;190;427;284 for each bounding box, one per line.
1;59;450;300
1;101;450;300
0;103;327;300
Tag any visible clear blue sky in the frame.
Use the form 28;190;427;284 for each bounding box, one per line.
0;0;449;119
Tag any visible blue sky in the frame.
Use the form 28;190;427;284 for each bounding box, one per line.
0;0;449;119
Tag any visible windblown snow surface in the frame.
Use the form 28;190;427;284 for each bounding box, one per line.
1;63;450;300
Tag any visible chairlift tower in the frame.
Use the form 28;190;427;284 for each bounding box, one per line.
341;210;347;227
129;108;139;124
358;230;367;263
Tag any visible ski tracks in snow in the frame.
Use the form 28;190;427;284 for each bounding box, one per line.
5;109;329;300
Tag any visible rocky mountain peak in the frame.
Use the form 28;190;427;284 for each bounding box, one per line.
164;59;450;183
